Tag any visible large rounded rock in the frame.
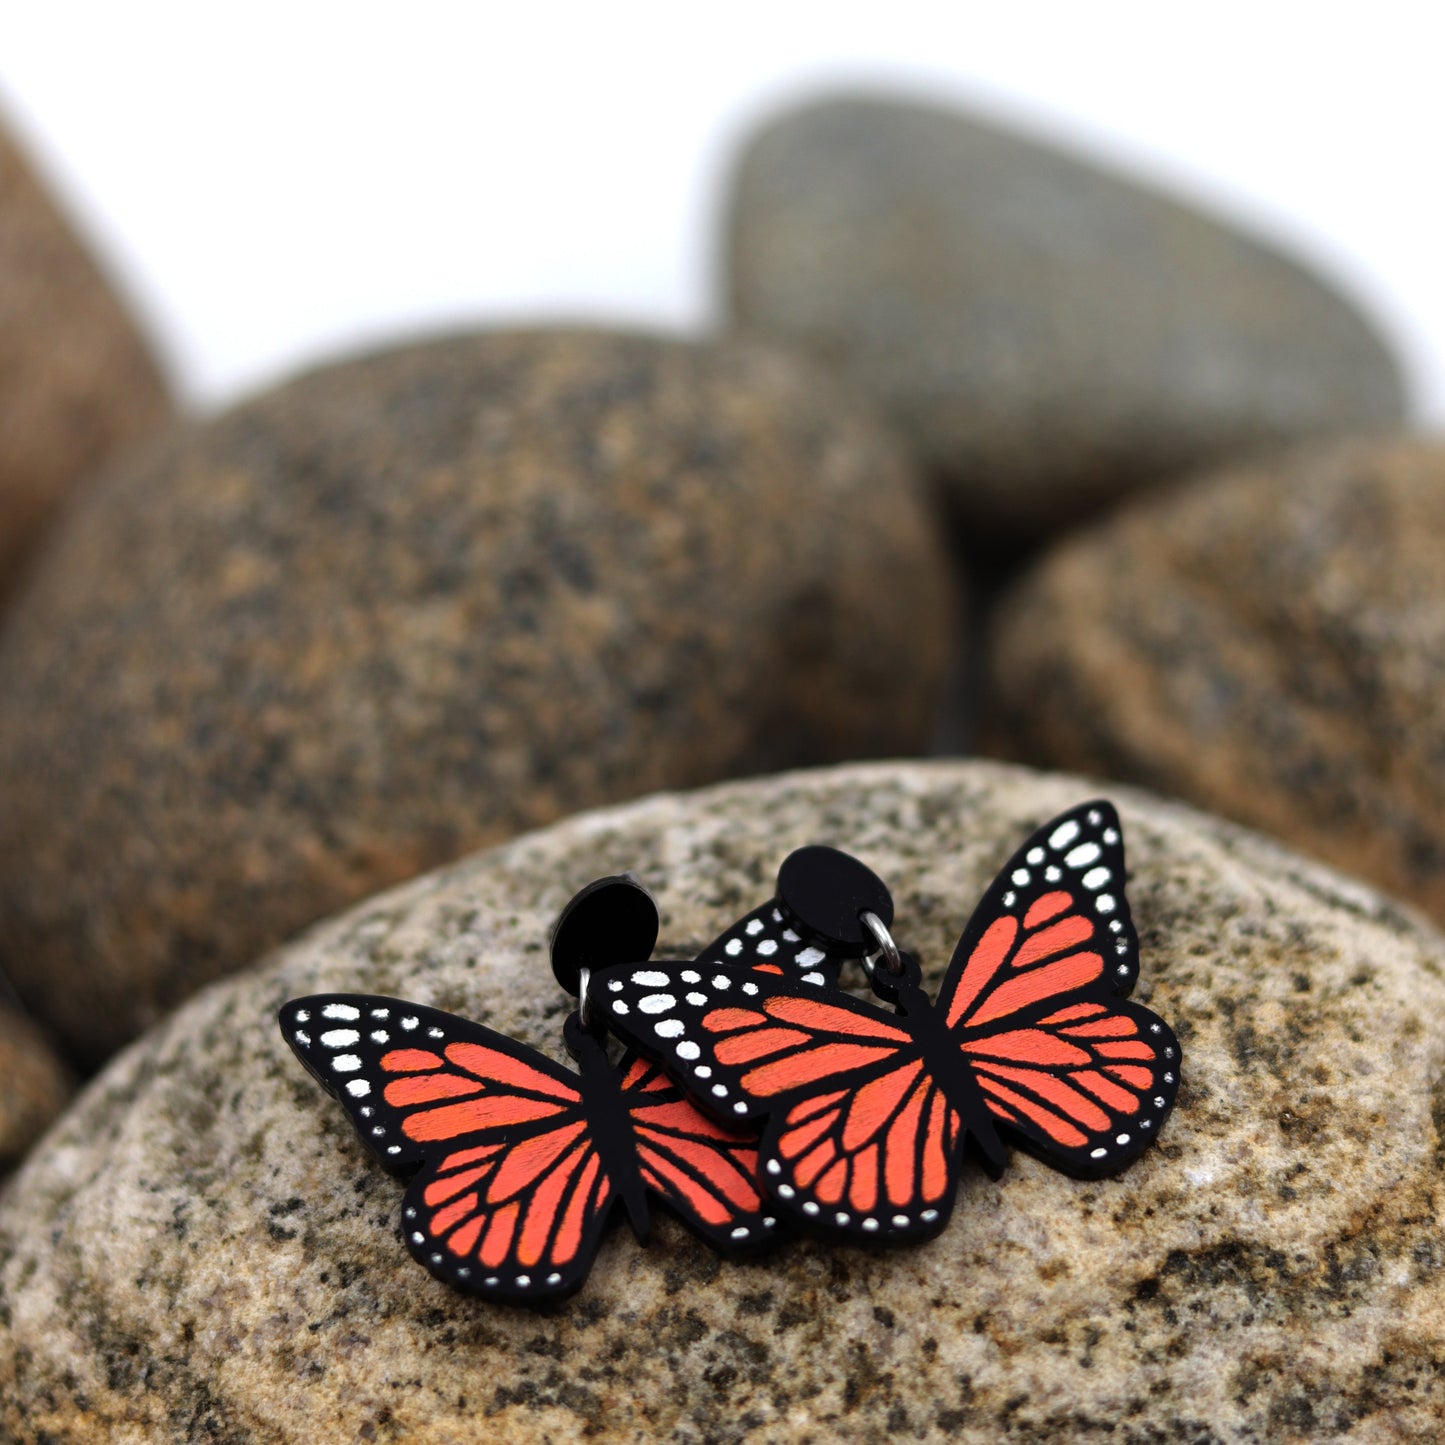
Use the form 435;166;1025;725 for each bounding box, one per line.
0;119;171;604
0;1003;71;1171
0;329;953;1066
725;95;1406;538
3;760;1443;1442
988;437;1445;928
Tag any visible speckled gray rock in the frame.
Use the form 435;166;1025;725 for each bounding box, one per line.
0;118;171;605
0;328;953;1068
3;760;1443;1443
988;437;1445;929
0;1003;71;1171
725;95;1406;538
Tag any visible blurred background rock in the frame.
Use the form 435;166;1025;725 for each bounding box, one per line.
0;328;951;1066
0;124;170;607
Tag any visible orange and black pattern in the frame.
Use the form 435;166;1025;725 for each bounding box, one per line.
279;995;776;1304
593;802;1180;1246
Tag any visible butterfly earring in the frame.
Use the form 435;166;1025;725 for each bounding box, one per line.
279;875;784;1306
591;801;1182;1248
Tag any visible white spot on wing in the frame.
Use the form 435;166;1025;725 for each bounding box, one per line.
331;1054;362;1073
654;1019;684;1039
795;947;826;968
724;939;743;957
345;1079;371;1098
1050;820;1081;849
632;970;669;987
320;1029;359;1047
677;1041;700;1060
1083;867;1111;890
321;1004;360;1021
1066;842;1102;868
639;994;676;1014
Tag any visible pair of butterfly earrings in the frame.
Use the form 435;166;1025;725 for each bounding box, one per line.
280;800;1181;1307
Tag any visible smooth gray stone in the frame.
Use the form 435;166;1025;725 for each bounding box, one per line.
726;95;1407;538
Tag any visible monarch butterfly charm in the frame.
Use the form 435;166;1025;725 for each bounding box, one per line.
591;801;1181;1246
278;876;813;1306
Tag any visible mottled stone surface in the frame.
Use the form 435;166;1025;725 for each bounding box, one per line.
0;119;171;605
0;329;952;1066
725;94;1406;538
988;437;1445;928
0;1003;71;1171
3;760;1443;1442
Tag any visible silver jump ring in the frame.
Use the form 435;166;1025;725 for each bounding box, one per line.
860;910;903;976
578;966;593;1028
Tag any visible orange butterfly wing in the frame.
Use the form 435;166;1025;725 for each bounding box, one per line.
620;1054;778;1249
937;802;1181;1176
281;995;613;1302
595;964;961;1240
281;993;786;1299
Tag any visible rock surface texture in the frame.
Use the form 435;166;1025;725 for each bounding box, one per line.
726;95;1406;538
0;120;171;604
0;1004;71;1171
2;760;1442;1443
989;437;1445;928
0;329;952;1066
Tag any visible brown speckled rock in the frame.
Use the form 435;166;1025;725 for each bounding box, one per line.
725;95;1406;538
3;760;1443;1443
0;329;953;1066
988;437;1445;928
0;1003;71;1171
0;118;171;604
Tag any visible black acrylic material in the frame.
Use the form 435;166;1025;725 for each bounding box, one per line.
550;874;660;997
592;801;1183;1252
776;845;893;951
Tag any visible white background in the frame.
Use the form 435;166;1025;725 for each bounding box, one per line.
1;2;1441;421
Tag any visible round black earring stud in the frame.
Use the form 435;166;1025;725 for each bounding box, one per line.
776;845;894;954
549;874;661;999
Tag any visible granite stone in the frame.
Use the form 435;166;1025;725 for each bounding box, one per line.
2;760;1442;1442
725;94;1406;538
0;329;953;1066
988;436;1445;928
0;1003;71;1171
0;119;171;605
